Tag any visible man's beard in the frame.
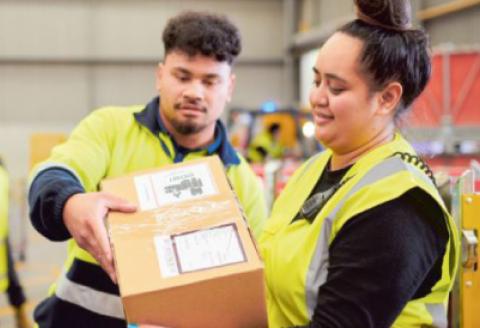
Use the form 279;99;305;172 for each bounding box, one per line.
169;100;208;135
170;117;205;135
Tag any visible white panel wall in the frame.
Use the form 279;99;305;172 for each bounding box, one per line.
89;0;284;60
0;65;91;122
232;66;285;109
0;0;284;60
299;49;319;109
0;1;91;59
92;64;156;107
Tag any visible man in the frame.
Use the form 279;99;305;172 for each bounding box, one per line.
0;160;32;328
247;122;284;163
28;11;267;328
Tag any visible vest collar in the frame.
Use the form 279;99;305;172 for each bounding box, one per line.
344;133;414;179
134;96;240;167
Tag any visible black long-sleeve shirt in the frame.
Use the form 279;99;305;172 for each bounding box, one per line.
294;163;448;328
29;168;84;241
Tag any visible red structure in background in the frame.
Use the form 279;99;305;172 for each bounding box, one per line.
411;50;480;127
426;154;480;177
408;50;480;185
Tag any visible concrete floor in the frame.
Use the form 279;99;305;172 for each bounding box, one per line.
0;220;66;327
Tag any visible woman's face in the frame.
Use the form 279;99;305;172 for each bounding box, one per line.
309;32;391;154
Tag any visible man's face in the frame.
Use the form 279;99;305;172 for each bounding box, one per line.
156;51;235;136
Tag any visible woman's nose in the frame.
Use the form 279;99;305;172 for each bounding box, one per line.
310;84;328;107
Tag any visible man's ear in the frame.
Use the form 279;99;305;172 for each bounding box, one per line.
227;74;236;103
378;81;403;116
155;63;164;92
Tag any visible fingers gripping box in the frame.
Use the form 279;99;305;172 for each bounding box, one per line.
102;156;267;328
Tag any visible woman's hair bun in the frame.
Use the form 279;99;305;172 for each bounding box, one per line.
354;0;412;31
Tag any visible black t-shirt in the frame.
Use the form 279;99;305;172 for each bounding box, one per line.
293;162;449;328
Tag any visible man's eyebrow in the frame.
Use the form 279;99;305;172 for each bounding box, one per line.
172;67;220;80
172;67;191;75
203;73;221;80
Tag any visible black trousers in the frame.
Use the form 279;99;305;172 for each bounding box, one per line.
5;239;26;307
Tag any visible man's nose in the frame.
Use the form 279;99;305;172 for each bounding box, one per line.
183;80;204;101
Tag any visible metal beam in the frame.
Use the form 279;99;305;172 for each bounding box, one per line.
417;0;480;21
0;57;284;67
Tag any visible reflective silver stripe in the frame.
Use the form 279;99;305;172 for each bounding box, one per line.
403;162;439;196
305;156;432;317
305;213;333;317
29;162;83;187
426;303;447;328
56;274;124;319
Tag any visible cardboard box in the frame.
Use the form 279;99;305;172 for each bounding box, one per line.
102;156;267;328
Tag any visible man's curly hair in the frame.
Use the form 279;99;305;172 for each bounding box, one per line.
163;11;242;64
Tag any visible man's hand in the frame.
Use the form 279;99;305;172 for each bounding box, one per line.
63;192;137;283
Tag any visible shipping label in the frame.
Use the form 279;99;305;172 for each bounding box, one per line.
154;224;246;278
134;162;218;211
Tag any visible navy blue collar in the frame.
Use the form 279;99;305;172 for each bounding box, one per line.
134;96;240;166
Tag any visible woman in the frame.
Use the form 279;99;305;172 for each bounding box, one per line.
259;0;459;327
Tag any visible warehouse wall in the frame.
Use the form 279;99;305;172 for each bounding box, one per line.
0;0;286;179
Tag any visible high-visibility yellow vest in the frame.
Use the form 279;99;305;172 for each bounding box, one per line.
247;131;284;163
260;133;459;328
30;104;267;321
0;165;10;292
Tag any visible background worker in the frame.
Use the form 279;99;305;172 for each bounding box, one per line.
0;159;32;328
247;122;284;163
28;11;266;328
259;0;459;327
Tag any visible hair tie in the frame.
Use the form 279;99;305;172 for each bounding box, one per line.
356;9;411;32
